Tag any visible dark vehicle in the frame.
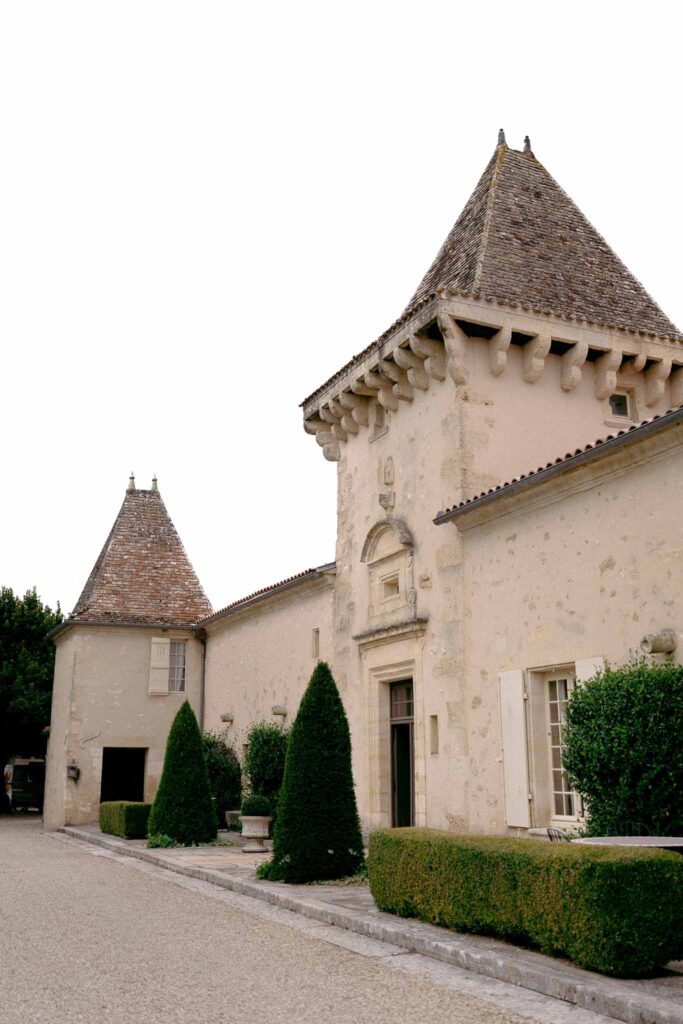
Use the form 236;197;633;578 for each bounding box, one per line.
5;759;45;812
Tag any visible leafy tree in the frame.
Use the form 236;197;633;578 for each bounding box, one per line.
259;661;364;883
244;720;289;802
0;587;62;768
148;701;217;845
563;660;683;836
202;731;241;822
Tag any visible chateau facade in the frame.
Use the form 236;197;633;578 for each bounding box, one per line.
45;136;683;836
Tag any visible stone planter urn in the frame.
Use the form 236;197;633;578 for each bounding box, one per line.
241;816;272;853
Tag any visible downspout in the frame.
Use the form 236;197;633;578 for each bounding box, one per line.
194;628;208;731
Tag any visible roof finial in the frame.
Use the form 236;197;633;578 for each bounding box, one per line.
523;135;532;154
497;128;506;147
151;475;158;493
127;472;136;492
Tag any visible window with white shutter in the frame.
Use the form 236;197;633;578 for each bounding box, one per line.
149;637;171;694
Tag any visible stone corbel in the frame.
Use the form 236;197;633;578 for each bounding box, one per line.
338;417;357;436
561;340;589;392
522;333;551;383
394;345;429;390
409;336;447;381
320;404;348;441
364;369;399;412
436;314;467;385
303;417;324;436
380;359;414;403
323;441;341;462
488;325;512;377
670;366;683;407
594;349;622;400
645;357;672;407
338;390;370;426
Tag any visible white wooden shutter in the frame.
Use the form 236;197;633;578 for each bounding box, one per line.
149;637;170;694
575;657;605;685
498;669;531;827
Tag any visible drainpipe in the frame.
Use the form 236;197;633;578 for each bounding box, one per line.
194;628;208;731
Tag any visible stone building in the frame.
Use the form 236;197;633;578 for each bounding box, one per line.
45;135;683;835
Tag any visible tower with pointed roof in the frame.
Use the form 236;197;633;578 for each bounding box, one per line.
44;479;212;829
300;133;683;834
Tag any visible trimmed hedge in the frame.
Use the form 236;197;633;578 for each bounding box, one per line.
368;828;683;977
99;801;151;839
148;701;218;845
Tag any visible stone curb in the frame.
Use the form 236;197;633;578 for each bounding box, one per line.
59;827;682;1024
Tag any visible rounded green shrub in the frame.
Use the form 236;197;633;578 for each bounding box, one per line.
244;721;289;803
241;794;271;816
148;701;218;845
202;731;241;820
259;661;364;883
563;660;683;836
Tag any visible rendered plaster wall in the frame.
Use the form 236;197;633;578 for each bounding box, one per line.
330;313;678;836
460;428;683;832
44;626;202;829
203;579;334;753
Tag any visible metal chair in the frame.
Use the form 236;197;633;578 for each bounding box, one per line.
547;827;571;842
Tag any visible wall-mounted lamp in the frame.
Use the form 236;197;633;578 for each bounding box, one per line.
640;629;677;655
220;712;234;724
67;760;80;782
271;705;287;718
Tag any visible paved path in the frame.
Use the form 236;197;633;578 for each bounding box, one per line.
3;816;540;1024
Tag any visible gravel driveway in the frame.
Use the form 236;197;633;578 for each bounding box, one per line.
1;815;537;1024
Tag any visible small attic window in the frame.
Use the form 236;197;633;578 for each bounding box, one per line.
608;393;630;418
381;574;400;601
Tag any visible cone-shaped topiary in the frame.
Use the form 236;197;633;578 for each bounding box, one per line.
148;700;218;845
259;661;364;882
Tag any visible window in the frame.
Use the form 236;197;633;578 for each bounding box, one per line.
381;573;400;601
312;628;320;659
168;642;186;692
608;392;630;418
546;675;581;819
429;715;439;755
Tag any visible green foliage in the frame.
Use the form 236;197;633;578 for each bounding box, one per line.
563;660;683;836
99;801;151;839
241;793;271;816
148;701;218;845
243;721;289;802
202;731;241;820
0;587;62;766
147;833;179;849
368;828;683;977
260;661;364;883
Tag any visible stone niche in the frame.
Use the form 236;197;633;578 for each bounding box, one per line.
361;518;416;627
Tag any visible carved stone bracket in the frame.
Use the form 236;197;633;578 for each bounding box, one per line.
594;349;622;399
489;325;512;377
394;346;429;390
410;336;447;380
380;359;414;403
339;391;370;426
363;369;399;411
561;340;589;392
645;357;673;407
437;313;468;385
670;366;683;407
522;333;551;383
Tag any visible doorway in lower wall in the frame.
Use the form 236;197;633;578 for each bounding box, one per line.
99;747;147;804
390;681;415;827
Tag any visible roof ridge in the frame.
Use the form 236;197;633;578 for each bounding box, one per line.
471;144;506;291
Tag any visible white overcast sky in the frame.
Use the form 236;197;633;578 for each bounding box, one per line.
1;1;681;615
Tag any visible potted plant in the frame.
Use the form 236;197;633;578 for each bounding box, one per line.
240;794;272;853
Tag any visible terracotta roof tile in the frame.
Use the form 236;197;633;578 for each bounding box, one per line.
71;488;212;627
410;144;680;340
199;562;335;625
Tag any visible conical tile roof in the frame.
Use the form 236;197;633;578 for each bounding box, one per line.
71;487;212;627
408;142;680;340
